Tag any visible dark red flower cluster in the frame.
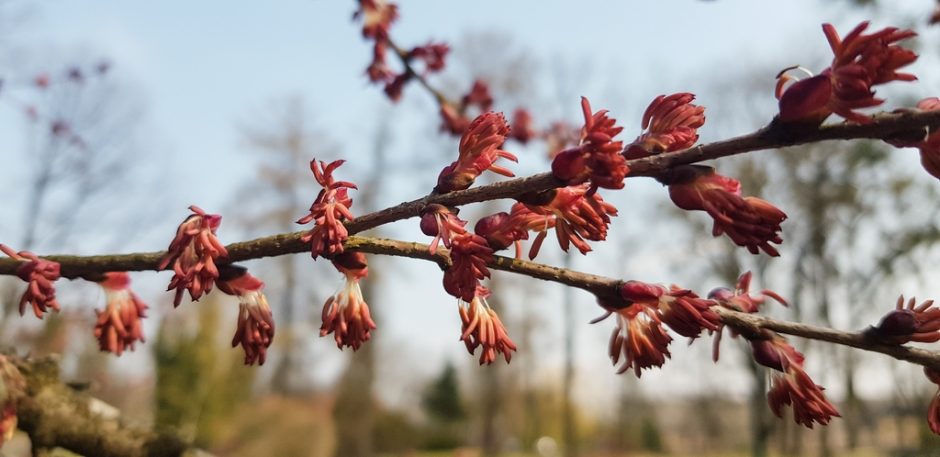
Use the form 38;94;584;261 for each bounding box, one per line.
297;159;357;259
440;79;495;134
443;232;494;302
435;111;517;193
667;165;786;256
0;244;60;319
473;202;549;258
458;287;517;365
593;280;718;377
777;21;917;124
353;1;450;101
420;204;468;254
510;108;536;143
217;265;275;365
865;295;940;345
625;93;706;159
159;205;228;307
708;271;788;361
94;272;148;356
552;97;628;192
523;184;618;258
320;251;376;351
750;337;840;428
620;281;720;339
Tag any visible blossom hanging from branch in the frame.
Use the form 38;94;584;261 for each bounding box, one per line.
320;252;376;350
458;287;516;365
750;337;840;428
94;272;148;356
0;244;61;319
217;265;275;366
666;165;787;256
158;205;229;307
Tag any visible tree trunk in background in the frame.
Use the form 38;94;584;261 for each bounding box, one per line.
562;253;577;457
843;349;861;450
480;274;505;457
747;358;771;457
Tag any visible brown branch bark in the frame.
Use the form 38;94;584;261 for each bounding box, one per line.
5;109;938;280
9;355;201;457
5;234;940;372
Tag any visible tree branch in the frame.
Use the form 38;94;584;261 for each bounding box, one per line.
3;234;939;372
3;109;940;280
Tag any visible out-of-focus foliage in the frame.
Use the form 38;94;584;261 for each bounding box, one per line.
153;296;256;447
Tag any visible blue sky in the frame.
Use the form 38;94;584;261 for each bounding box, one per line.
2;0;940;413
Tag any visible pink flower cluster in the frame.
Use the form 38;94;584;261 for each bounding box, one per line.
435;112;517;193
158;205;228;306
319;252;376;351
667;165;787;256
217;265;275;365
94;272;148;356
458;287;517;365
594;280;719;376
0;244;61;319
552;97;629;192
625;93;705;159
750;338;840;428
777;21;917;124
866;295;940;345
297;159;357;259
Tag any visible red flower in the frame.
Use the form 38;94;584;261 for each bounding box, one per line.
552;97;628;191
474;206;531;252
0;244;61;318
321;252;376;350
158;205;228;307
458;288;517;365
544;121;581;159
438;80;496;135
777;21;917;124
709;271;788;361
443;232;494;302
619;281;720;339
94;272;148;356
366;39;394;83
462;79;494;113
866;295;940;344
217;265;275;365
420;204;469;254
667;165;786;256
595;301;672;377
439;103;470;135
708;271;788;314
510;108;536;143
408;42;449;73
524;184;618;258
435;112;517;193
297;159;358;259
751;337;840;428
625;93;706;159
354;0;398;39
